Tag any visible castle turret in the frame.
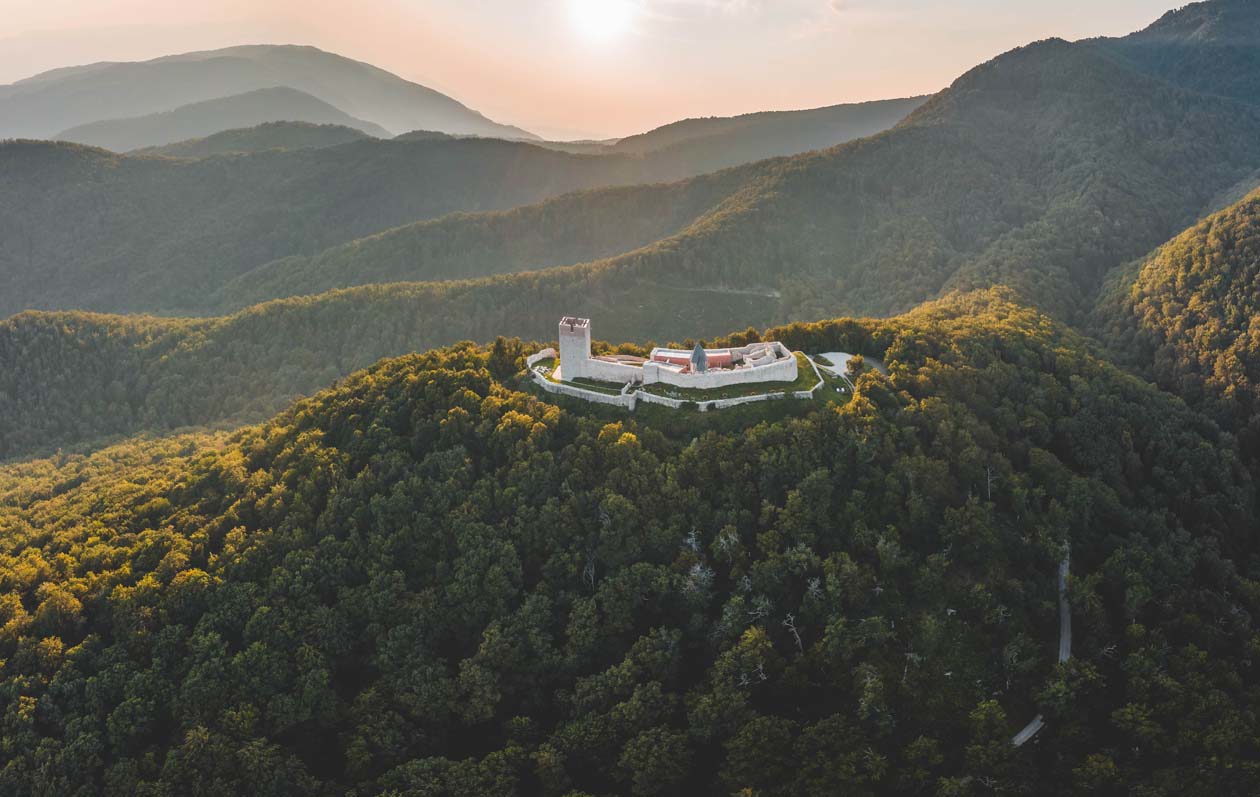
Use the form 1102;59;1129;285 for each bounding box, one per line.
690;342;708;373
558;316;592;380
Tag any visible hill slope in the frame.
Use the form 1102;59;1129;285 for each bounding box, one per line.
0;292;1255;794
0;92;928;317
205;37;1260;321
216;168;758;307
607;96;925;160
0;44;533;140
26;27;1255;322
1106;0;1260;105
0;136;726;316
54;88;389;152
1097;187;1260;458
134;121;372;158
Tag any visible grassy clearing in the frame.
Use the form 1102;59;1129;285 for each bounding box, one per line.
569;378;627;395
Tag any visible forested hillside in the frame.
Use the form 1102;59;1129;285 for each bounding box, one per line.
135;122;371;158
0;263;779;461
54;88;390;152
603;97;925;163
1;291;1255;795
11;30;1258;322
1106;0;1260;106
0;137;746;316
0;94;925;316
217;169;758;308
198;37;1260;324
1097;187;1260;461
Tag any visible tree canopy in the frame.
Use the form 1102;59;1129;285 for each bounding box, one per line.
1;292;1256;795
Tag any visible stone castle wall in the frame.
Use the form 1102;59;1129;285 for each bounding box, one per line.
642;354;797;390
581;358;646;384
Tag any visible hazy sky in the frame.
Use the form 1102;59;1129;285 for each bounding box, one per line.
1;0;1180;139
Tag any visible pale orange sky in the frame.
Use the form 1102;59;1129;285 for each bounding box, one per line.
0;0;1181;139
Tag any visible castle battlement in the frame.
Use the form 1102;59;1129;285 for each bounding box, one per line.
555;316;797;389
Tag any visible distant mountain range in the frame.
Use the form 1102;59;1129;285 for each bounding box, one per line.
606;98;927;157
54;87;390;152
209;35;1260;326
0;44;535;142
0;94;924;316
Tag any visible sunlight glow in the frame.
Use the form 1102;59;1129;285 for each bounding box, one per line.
568;0;637;43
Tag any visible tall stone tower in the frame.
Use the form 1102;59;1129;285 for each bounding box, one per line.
558;316;591;380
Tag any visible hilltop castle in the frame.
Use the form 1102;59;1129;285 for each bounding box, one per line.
557;316;797;389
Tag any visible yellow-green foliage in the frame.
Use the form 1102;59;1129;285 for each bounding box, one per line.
1100;188;1260;462
0;292;1255;794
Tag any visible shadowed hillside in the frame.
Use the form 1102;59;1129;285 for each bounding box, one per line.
605;97;926;165
204;38;1260;321
134;121;372;158
217;169;758;308
0;136;734;316
21;35;1256;322
54;88;390;151
1106;0;1260;105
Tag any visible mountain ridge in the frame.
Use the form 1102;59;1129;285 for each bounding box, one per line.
53;87;390;151
133;121;372;158
0;44;535;141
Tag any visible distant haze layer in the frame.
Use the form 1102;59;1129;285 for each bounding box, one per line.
0;0;1180;139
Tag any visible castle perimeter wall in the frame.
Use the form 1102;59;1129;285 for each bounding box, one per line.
532;370;636;410
526;348;557;368
643;354;797;389
582;358;646;385
528;347;824;414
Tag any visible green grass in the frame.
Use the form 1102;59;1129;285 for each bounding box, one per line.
531;359;627;396
569;377;627;395
812;368;853;406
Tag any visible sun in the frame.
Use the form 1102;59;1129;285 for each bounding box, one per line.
568;0;637;43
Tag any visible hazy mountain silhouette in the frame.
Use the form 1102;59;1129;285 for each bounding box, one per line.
54;88;389;152
0;44;535;140
134;121;373;158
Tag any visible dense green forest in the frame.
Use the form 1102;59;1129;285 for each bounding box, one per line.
1105;0;1260;107
1;291;1255;795
217;170;757;308
1097;187;1260;464
0;273;779;462
0;136;707;316
0;107;914;318
151;37;1260;320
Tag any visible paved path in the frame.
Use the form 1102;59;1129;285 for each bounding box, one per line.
816;352;888;378
1011;550;1071;748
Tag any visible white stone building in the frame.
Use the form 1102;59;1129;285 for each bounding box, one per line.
555;316;797;389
